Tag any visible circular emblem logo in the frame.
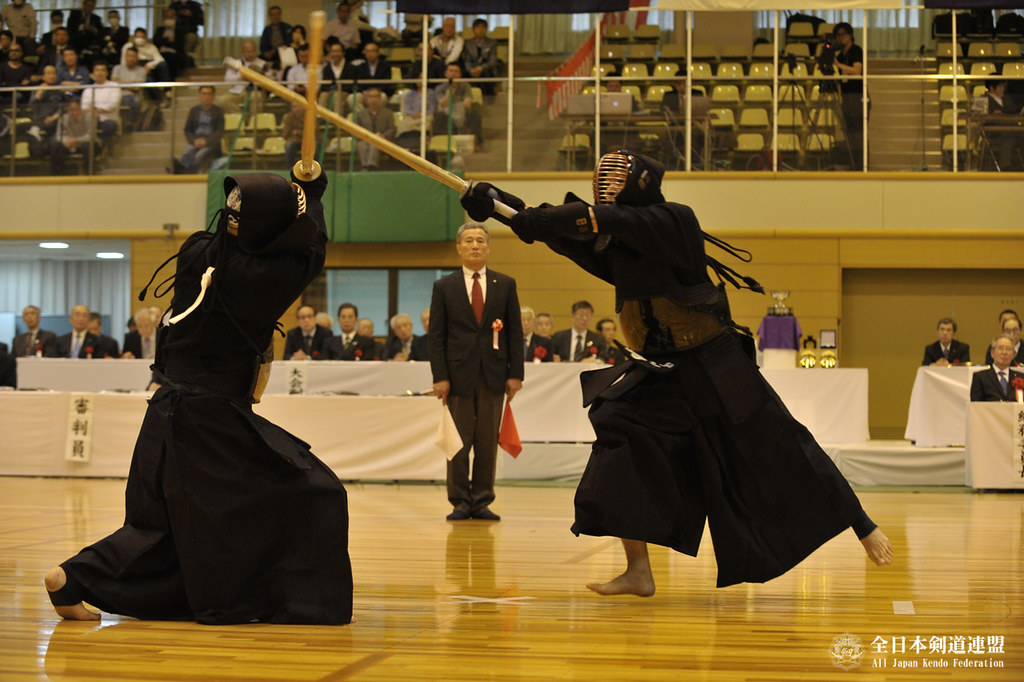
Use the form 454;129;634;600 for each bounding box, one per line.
829;632;864;670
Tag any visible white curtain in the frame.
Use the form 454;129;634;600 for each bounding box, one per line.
0;260;131;341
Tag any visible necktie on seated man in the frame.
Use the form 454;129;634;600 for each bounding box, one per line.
71;332;82;359
574;334;585;362
999;370;1008;394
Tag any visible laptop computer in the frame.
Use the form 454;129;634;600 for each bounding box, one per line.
565;92;636;116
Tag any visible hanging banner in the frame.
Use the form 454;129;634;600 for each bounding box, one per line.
657;1;904;8
397;1;629;13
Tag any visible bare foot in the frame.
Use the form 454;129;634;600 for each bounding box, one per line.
44;566;100;621
586;568;656;597
860;528;894;566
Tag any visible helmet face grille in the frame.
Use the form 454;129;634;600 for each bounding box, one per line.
594;152;631;205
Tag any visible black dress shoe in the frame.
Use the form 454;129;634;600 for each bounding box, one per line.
472;509;501;521
446;509;471;521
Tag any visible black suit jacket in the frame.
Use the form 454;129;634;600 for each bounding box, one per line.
922;339;970;366
92;334;120;358
525;333;554;363
12;329;57;357
550;328;607;362
55;331;101;359
0;342;14;387
970;366;1022;402
283;326;333;360
428;269;524;396
351;57;394;95
323;332;377;360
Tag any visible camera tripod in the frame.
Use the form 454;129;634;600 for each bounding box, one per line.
806;76;855;170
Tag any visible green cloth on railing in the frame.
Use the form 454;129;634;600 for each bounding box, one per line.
205;169;463;243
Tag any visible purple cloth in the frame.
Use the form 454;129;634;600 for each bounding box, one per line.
757;315;801;350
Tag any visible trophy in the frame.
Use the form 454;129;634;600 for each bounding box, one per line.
768;290;792;316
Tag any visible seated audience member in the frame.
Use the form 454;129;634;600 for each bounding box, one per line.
325;2;360;60
534;312;554;338
55;304;99;358
410;308;430;360
121;307;158;360
400;13;429;47
354;86;395;170
0;29;12;61
985;314;1024;366
29;65;62;154
277;24;305;76
56;47;90;95
596;317;627;365
67;0;103;67
12;305;58;357
550;300;606;362
404;36;446;82
315;312;333;331
50;98;98;174
324;303;376;360
36;25;70;72
430;17;463;66
86;312;120;357
2;0;39;56
259;4;291;68
37;10;64;57
971;335;1022;401
396;79;436;138
174;85;222;173
356;317;384;359
111;46;145;129
168;0;203;55
922;317;969;366
121;28;171;101
283;305;332;360
521;306;553;363
605;79;642;113
981;80;1022;172
153;8;186;80
80;61;120;148
318;40;355;114
463;18;497;96
99;10;128;65
280;99;304;169
0;42;34;105
352;42;393;96
217;40;266;114
432;62;482;148
283;42;310;94
382;312;420;361
0;342;15;387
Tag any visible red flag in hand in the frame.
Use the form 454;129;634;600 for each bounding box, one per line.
498;400;522;458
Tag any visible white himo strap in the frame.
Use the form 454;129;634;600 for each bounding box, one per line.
167;267;215;325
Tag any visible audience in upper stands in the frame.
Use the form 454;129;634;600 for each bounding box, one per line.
430;17;463;67
981;80;1022;171
463;18;498;96
281;99;304;169
276;24;305;76
432;62;483;149
174;85;223;173
50;98;97;174
922;317;970;366
168;0;204;55
0;41;34;104
218;40;266;114
29;64;61;155
154;7;186;80
354;87;395;170
325;2;361;60
400;13;429;47
37;10;63;58
86;312;120;358
122;27;170;99
283;42;310;94
397;79;436;138
99;9;128;65
12;305;57;357
1;0;38;56
319;40;356;114
67;0;103;67
57;47;90;94
352;42;393;96
259;5;291;68
111;46;146;129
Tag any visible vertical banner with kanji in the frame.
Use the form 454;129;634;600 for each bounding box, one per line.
288;365;308;395
65;394;94;463
1015;408;1024;480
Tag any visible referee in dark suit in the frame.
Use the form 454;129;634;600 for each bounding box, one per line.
429;223;524;521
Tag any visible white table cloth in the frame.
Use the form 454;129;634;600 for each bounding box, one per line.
904;366;988;446
965;402;1024;489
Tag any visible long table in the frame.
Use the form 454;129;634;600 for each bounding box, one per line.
13;359;870;446
966;402;1024;489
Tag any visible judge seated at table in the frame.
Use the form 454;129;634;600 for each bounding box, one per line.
970;335;1021;402
922;317;970;366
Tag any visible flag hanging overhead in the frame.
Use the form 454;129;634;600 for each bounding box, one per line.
396;1;629;13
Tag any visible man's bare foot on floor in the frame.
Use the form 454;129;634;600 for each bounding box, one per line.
861;528;894;566
45;566;100;621
586;569;656;597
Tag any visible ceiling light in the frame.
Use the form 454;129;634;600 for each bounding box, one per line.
39;242;69;249
96;252;125;260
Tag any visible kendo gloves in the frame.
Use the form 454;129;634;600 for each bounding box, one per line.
460;181;526;226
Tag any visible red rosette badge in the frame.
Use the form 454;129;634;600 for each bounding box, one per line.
533;345;547;363
491;319;503;350
354;348;363;361
1013;376;1024;403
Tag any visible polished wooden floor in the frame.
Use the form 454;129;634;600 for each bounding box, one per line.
0;477;1021;681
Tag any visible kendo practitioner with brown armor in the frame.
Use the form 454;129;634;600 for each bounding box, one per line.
461;150;893;596
44;167;353;624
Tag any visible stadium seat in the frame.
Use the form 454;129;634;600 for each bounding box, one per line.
776;108;804;128
743;84;773;104
710;84;741;105
748;62;774;80
716;62;744;79
620;63;649;79
652;63;680;79
967;42;993;58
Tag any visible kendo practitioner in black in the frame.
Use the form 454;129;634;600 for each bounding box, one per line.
461;150;893;596
44;168;353;624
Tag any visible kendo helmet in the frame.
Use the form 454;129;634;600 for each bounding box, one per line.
593;150;665;206
222;173;314;255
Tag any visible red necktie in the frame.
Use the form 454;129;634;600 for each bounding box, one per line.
471;272;483;325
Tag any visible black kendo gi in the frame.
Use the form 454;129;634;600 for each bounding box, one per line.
464;154;876;588
56;171;353;624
